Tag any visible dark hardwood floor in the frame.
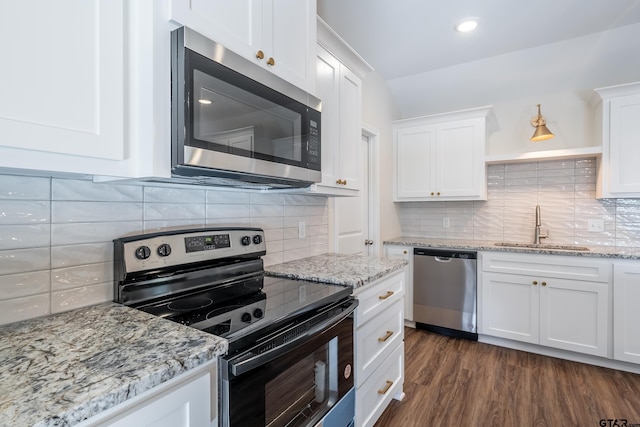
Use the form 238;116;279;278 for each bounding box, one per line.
374;327;640;427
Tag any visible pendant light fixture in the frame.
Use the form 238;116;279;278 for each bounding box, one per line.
530;104;554;142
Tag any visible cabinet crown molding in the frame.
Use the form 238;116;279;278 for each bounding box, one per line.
392;105;494;129
317;16;373;79
590;80;640;107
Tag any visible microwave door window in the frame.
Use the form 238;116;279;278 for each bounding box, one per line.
192;69;303;164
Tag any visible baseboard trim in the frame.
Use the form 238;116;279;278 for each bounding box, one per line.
478;334;640;374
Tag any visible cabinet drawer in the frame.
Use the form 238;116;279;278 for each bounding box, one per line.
482;252;611;282
354;270;404;327
356;343;404;427
355;299;404;387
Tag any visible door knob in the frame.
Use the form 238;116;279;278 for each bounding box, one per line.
364;239;374;246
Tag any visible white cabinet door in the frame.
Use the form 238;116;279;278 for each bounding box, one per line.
337;65;362;191
595;83;640;198
316;46;341;188
170;0;258;61
267;0;316;92
613;262;640;364
437;118;486;199
384;245;413;321
539;278;609;357
170;0;315;92
608;94;640;194
315;45;362;194
0;1;124;161
481;272;539;344
99;372;211;427
394;125;434;200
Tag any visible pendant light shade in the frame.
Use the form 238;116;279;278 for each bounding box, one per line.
530;104;554;142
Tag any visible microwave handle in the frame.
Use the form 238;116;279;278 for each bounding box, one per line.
228;299;358;376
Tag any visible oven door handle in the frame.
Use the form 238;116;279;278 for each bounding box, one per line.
228;299;358;376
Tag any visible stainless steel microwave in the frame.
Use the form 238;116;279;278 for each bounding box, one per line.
171;27;322;189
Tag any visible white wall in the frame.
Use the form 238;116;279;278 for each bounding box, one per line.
361;71;403;246
0;174;329;325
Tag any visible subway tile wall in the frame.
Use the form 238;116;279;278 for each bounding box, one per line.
0;174;328;325
398;158;640;247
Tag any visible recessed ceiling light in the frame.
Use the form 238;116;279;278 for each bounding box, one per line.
455;18;479;33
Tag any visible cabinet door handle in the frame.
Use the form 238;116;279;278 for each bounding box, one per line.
378;330;394;342
403;250;407;254
267;57;275;66
541;281;547;286
378;291;394;300
256;50;264;60
378;380;394;395
533;281;538;285
437;192;441;196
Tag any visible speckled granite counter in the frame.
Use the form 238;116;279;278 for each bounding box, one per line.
0;302;227;427
265;253;408;288
384;237;640;259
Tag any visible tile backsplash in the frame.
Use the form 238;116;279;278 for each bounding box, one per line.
0;174;328;325
398;158;640;246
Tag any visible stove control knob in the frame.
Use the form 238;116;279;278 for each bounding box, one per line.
252;235;262;245
241;236;251;246
134;246;151;260
241;312;252;323
253;308;264;319
157;244;172;257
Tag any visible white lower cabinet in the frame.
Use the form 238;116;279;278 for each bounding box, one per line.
353;270;405;427
613;261;640;364
480;252;611;357
78;360;217;427
384;245;413;321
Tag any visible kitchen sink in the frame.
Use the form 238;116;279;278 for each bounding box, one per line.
494;242;590;252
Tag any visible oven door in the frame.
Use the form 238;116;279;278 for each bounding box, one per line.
220;298;357;427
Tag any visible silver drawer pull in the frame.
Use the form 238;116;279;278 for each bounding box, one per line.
378;291;394;300
378;330;394;342
378;380;393;395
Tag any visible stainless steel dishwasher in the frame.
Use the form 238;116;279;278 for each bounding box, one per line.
413;248;478;340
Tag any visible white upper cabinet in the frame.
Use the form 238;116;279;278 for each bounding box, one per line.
393;107;491;201
170;0;317;92
312;18;371;196
316;45;362;193
0;1;174;179
594;82;640;198
0;1;124;161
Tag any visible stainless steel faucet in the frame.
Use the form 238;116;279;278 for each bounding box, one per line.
534;205;548;244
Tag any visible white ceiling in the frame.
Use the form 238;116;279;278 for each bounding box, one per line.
317;0;640;81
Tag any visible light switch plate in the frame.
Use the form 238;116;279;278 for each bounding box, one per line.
298;221;306;238
587;219;605;232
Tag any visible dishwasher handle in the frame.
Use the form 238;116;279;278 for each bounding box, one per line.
414;247;477;259
434;256;452;262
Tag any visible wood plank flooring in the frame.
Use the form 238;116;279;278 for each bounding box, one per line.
374;328;640;427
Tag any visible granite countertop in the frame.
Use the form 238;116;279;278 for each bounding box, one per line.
265;253;408;288
0;302;228;427
383;237;640;259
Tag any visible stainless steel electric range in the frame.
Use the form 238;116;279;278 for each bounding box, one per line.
114;227;357;427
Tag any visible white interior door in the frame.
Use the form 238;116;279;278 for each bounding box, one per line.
334;134;372;255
